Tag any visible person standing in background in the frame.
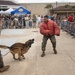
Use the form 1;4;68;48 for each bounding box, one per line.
37;15;41;27
0;18;2;35
29;15;32;28
41;15;44;23
68;14;73;22
24;14;29;28
32;14;37;28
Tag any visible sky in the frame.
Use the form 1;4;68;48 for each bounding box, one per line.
15;0;75;3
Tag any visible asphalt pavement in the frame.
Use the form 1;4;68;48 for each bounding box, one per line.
0;28;75;75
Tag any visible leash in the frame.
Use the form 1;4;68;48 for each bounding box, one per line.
2;51;10;57
0;50;10;57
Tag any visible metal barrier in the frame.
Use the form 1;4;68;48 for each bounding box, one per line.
0;26;2;36
60;20;75;37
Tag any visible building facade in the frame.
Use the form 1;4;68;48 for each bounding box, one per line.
0;0;19;11
19;2;75;16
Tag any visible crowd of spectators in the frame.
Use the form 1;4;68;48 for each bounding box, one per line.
0;14;44;29
56;14;75;37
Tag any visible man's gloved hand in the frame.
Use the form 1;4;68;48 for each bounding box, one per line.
56;34;60;36
48;33;50;36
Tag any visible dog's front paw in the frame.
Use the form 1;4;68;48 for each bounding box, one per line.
18;58;21;61
23;57;25;59
14;58;18;60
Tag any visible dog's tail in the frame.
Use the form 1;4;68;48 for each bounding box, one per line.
0;45;10;49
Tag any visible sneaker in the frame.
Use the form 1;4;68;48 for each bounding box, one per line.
0;65;10;73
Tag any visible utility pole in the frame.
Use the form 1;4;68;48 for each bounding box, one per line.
56;1;57;8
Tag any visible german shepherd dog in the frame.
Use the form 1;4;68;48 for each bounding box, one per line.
0;39;34;61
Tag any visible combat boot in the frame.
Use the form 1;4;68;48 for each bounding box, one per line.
53;48;57;54
0;50;10;73
41;51;45;57
0;65;10;73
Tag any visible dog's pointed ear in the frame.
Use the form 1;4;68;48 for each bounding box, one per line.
32;39;34;41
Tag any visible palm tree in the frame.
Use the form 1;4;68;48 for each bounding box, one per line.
45;4;53;9
44;4;53;15
64;4;70;8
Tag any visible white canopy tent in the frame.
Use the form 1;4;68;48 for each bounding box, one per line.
4;8;14;14
0;10;5;14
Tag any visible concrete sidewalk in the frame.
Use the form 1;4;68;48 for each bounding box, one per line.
0;28;75;75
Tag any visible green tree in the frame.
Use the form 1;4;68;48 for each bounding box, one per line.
45;4;53;9
64;4;70;8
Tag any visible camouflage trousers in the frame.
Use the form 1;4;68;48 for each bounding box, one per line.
0;51;4;68
42;35;56;51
